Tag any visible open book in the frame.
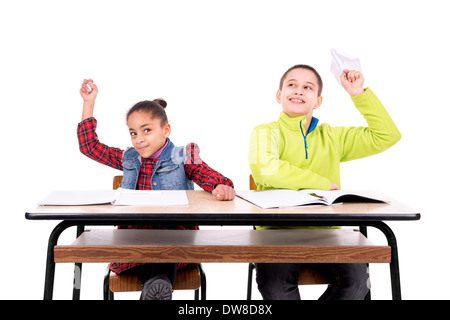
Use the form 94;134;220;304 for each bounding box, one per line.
38;188;189;206
236;189;388;209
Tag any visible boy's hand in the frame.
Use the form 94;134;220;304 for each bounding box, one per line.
340;69;364;97
80;79;98;102
329;181;340;190
212;184;235;201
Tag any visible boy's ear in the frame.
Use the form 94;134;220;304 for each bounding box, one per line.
313;96;323;110
276;89;281;104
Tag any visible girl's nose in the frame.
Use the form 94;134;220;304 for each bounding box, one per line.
135;134;144;143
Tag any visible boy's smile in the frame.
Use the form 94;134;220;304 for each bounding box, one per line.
277;68;322;120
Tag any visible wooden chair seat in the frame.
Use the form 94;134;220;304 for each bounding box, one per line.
297;267;328;285
109;265;202;292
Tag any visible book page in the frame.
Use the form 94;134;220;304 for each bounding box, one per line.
113;189;189;206
38;190;116;206
237;189;388;208
301;189;388;205
236;189;323;209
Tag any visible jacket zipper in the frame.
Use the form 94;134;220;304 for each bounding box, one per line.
300;120;308;159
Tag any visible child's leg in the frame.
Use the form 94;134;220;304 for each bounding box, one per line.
255;263;301;300
314;263;370;300
121;263;178;300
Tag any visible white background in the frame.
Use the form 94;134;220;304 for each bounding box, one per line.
1;0;449;300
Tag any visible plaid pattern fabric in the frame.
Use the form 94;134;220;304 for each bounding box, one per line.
77;117;234;273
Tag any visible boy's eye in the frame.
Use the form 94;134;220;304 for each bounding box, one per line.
304;86;312;90
130;132;136;136
144;128;151;133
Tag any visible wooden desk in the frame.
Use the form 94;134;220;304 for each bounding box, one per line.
26;190;420;300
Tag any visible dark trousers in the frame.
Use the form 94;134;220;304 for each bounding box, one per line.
255;263;370;300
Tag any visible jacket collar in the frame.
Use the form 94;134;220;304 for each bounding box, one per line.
158;138;175;161
278;111;319;134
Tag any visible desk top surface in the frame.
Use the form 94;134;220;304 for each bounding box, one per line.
25;190;420;224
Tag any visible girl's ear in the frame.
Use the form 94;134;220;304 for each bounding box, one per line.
163;123;171;138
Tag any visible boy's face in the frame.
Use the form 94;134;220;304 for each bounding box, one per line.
127;110;171;158
276;68;322;119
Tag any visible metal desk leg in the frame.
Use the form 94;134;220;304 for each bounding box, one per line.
43;221;77;300
72;225;85;300
368;222;401;300
359;226;371;300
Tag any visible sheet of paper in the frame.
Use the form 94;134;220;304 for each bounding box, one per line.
113;189;189;206
330;48;362;86
39;189;190;206
38;190;116;206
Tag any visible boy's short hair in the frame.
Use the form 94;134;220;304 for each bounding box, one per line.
279;64;323;96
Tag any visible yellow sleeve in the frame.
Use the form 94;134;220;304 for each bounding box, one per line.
334;88;401;162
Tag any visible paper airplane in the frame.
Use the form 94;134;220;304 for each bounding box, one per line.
330;48;362;86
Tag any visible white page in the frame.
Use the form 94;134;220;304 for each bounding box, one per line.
237;189;388;209
236;189;321;209
298;189;388;205
112;189;189;206
38;190;116;206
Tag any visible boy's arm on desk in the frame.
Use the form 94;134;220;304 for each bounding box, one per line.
334;88;402;162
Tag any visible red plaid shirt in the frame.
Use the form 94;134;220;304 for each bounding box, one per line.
77;117;234;273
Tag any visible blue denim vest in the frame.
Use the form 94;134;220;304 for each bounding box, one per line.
121;139;194;191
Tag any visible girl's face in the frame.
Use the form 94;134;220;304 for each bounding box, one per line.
276;68;322;119
127;110;171;158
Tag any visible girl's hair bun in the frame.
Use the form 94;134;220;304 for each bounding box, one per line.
153;98;167;109
126;99;169;124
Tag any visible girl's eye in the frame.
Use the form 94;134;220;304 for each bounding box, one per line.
304;86;312;90
288;83;295;87
144;129;151;133
130;132;136;136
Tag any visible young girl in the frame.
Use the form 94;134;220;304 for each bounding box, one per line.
78;79;235;300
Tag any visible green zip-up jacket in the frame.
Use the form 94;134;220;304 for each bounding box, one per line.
249;88;401;228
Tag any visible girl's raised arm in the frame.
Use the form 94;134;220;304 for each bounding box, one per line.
80;79;98;121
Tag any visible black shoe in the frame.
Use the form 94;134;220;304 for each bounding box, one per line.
140;275;172;300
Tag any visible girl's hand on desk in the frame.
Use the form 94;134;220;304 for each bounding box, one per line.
212;184;235;201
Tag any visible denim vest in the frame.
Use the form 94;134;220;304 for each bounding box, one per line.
121;139;194;191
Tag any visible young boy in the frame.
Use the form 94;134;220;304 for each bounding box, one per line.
248;65;401;300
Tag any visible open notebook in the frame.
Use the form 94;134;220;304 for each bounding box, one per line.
237;189;388;209
38;188;189;206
